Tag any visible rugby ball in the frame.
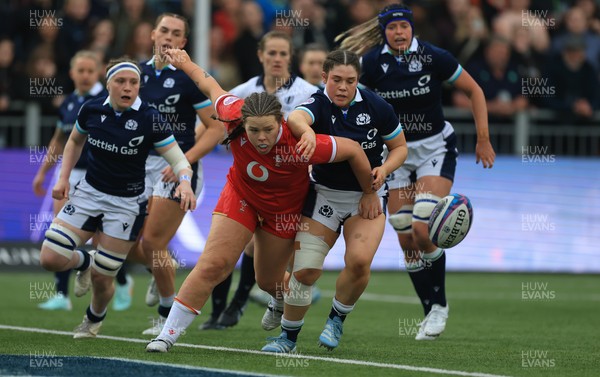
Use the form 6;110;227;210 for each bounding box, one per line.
428;194;473;249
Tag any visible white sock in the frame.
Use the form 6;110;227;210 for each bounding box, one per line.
159;294;175;308
423;247;444;262
270;296;284;311
281;316;304;330
157;300;199;345
75;249;86;269
89;304;107;318
332;297;354;316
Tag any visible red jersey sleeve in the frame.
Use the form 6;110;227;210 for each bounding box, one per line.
308;135;337;164
215;94;245;134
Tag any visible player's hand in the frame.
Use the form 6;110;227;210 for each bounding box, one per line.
174;181;196;211
358;192;383;220
52;179;69;201
371;166;387;191
161;166;178;183
296;130;316;161
164;48;190;69
32;172;47;197
476;139;495;169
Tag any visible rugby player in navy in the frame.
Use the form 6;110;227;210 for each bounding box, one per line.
38;57;196;339
262;50;408;353
338;2;496;340
129;13;224;336
32;50;114;311
204;31;320;331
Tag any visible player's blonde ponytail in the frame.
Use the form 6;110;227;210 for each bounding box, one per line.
335;17;383;56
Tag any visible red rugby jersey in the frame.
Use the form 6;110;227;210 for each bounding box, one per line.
215;94;337;215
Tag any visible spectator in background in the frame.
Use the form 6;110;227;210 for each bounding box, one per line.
209;25;240;90
574;0;600;35
405;0;438;45
298;43;327;89
493;0;550;78
124;21;154;62
289;0;329;50
212;0;243;50
233;1;264;82
17;45;65;112
0;38;16;112
57;0;93;76
86;19;115;65
551;6;600;74
111;0;155;57
349;0;377;26
434;0;489;66
544;35;599;122
454;35;528;119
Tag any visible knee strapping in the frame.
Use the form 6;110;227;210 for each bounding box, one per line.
43;224;81;259
292;232;329;272
412;194;442;224
388;204;414;233
284;274;312;306
93;245;126;276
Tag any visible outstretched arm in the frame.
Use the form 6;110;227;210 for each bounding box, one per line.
164;49;227;105
453;71;496;168
287;109;316;160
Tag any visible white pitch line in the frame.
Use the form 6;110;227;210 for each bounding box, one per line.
321;290;600;303
0;324;512;377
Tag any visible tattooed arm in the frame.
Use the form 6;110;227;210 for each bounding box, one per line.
164;49;227;104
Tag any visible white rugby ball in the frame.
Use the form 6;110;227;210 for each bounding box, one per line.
428;194;473;249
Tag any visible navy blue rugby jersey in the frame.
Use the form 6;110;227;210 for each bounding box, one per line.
75;96;175;197
296;88;402;192
140;58;211;154
57;82;107;169
360;39;462;142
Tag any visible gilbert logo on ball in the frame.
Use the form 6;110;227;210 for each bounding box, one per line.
428;194;473;249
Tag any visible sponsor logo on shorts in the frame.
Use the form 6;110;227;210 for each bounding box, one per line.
318;205;333;218
122;223;130;231
62;205;75;215
432;158;438;167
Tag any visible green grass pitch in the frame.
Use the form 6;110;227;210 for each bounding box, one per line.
0;270;597;376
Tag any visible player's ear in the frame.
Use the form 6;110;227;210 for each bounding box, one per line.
257;49;263;63
321;71;327;83
179;37;188;49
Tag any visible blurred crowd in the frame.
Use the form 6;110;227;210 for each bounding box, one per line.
1;0;599;123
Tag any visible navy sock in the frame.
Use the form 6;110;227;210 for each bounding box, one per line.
86;306;106;323
426;251;447;307
211;272;232;319
329;307;347;322
55;270;71;296
407;267;433;316
158;304;171;318
284;328;300;342
281;317;303;342
232;253;255;303
115;264;128;285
